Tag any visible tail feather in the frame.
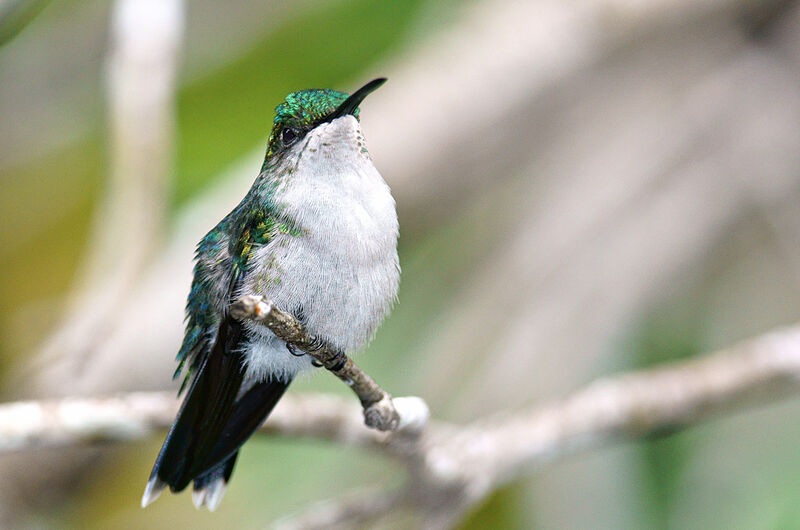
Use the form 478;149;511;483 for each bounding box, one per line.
144;315;291;509
192;478;228;512
203;377;291;467
150;318;246;492
191;451;237;511
193;451;238;492
141;475;167;508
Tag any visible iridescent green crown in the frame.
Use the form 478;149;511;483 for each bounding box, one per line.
264;89;358;163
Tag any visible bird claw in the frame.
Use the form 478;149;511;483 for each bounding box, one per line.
328;349;347;372
307;335;327;352
286;343;304;357
285;336;346;371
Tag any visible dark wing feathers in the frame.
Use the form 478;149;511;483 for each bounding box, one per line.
148;201;295;494
151;316;247;491
204;377;290;468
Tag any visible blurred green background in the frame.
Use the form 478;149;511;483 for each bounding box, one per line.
3;0;800;528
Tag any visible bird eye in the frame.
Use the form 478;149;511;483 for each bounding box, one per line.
281;128;298;145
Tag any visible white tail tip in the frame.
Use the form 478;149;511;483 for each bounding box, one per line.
192;487;207;509
192;478;228;511
205;479;228;512
141;477;167;508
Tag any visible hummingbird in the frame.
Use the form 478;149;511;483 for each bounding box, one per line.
142;78;399;510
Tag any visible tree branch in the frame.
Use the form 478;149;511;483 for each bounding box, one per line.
271;323;800;528
2;323;800;526
0;392;394;454
230;295;429;432
25;0;185;395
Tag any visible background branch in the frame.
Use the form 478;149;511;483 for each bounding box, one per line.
2;323;799;526
0;2;184;523
27;0;184;395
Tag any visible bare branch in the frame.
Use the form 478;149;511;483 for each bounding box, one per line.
232;323;800;528
0;392;391;455
230;295;430;432
89;0;182;284
2;323;800;526
409;324;800;525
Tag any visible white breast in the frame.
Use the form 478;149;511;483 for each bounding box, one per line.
241;116;400;383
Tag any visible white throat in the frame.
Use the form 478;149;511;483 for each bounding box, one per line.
241;115;400;383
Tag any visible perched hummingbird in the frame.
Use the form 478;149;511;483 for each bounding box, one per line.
142;78;399;510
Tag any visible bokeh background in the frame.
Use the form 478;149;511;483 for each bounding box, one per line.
2;0;800;528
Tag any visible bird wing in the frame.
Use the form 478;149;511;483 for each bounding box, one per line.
174;200;302;390
148;201;299;493
173;214;234;392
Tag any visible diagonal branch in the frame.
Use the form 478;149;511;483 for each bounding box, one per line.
274;323;800;528
230;295;429;432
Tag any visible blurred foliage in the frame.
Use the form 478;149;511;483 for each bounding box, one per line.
460;481;530;529
0;0;51;45
0;140;104;363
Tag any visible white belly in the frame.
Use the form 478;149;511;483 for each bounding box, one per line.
239;116;400;383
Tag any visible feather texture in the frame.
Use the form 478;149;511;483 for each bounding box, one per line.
144;85;399;509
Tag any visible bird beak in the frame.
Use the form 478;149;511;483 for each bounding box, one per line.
325;78;387;122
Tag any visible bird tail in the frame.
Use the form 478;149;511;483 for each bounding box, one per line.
141;318;291;510
190;451;238;511
142;375;290;510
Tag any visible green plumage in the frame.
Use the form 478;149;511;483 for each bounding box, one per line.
145;79;391;508
174;88;351;391
263;89;352;168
